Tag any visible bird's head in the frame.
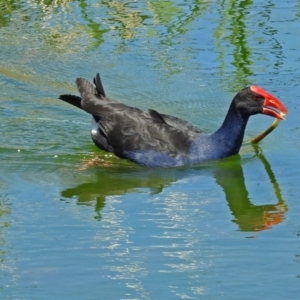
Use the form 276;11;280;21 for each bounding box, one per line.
235;85;287;120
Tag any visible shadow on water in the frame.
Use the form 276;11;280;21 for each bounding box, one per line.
61;166;177;220
61;145;286;232
214;0;286;89
0;0;287;87
0;1;21;28
148;0;209;41
78;0;109;48
214;0;254;89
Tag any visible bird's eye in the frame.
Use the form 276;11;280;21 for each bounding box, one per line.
252;95;261;101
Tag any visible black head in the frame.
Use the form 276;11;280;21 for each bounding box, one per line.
234;85;287;119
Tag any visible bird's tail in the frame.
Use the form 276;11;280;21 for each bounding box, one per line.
93;73;106;97
76;78;98;97
58;73;107;109
58;94;83;109
75;73;107;99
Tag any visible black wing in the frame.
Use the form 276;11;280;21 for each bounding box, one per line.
79;93;199;158
159;113;202;134
59;74;201;158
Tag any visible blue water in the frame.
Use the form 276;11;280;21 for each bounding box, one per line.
0;0;300;299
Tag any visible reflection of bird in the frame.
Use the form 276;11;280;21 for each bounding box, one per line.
60;167;178;219
59;73;287;167
215;156;287;232
60;153;287;230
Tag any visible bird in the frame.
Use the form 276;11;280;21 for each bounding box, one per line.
58;73;287;167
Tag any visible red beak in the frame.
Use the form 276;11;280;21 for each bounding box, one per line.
250;85;288;120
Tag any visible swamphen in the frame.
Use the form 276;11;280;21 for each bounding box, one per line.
59;73;287;167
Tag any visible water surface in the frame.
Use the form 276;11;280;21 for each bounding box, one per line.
0;0;300;299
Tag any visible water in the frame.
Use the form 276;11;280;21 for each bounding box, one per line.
0;0;300;299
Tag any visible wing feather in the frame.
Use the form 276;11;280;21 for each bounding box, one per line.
80;95;197;158
63;74;201;161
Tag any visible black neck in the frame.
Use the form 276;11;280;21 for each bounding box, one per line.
213;102;249;155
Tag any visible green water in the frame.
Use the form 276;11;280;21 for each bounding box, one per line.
0;0;300;299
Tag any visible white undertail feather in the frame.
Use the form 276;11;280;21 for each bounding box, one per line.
90;118;99;137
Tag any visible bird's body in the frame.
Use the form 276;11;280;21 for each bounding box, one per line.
59;73;287;167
